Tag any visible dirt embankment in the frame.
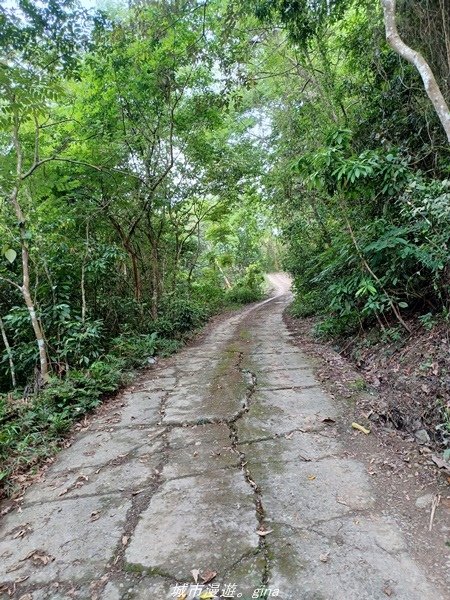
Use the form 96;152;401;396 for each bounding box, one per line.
341;321;450;449
284;312;450;465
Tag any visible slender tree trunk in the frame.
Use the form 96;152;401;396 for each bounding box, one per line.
0;316;16;389
9;115;49;381
81;222;90;323
341;202;411;333
10;185;49;381
217;263;232;289
150;244;160;320
120;241;141;302
381;0;450;143
187;222;202;284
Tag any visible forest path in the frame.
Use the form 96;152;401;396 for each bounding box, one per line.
0;273;447;600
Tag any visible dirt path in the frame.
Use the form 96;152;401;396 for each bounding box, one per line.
0;273;448;599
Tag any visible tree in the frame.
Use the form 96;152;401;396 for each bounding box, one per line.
0;0;88;382
381;0;450;143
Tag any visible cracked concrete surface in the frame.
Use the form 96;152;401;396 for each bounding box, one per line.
0;274;448;599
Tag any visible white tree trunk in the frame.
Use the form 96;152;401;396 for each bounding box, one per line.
381;0;450;143
0;316;16;388
10;114;50;382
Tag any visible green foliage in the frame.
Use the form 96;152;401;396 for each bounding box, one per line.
0;357;124;495
0;0;280;496
153;296;208;338
252;0;347;48
109;332;158;369
226;263;265;304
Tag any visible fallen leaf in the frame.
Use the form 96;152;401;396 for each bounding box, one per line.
307;474;316;481
21;550;54;566
351;422;370;435
256;528;273;537
13;524;31;539
383;585;393;596
201;570;217;584
319;552;330;563
191;568;200;583
322;417;336;425
90;511;100;522
431;455;450;474
121;536;129;546
336;497;349;506
75;476;89;488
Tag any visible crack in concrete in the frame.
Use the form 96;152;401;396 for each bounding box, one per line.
258;384;321;392
224;353;272;588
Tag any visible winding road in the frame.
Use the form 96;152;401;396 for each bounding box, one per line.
0;274;447;599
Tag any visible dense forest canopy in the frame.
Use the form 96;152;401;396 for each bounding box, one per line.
1;0;449;492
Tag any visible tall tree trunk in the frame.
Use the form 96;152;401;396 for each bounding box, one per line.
0;316;16;389
150;244;161;320
81;222;90;323
9;114;49;381
9;191;49;382
381;0;450;143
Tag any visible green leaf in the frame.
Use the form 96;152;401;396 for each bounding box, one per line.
4;249;17;263
398;302;408;308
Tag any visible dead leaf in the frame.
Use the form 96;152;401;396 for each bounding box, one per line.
322;417;336;425
58;488;69;497
75;476;89;488
383;585;393;596
307;474;316;481
431;455;450;473
21;550;54;566
336;497;348;506
13;524;31;539
429;494;441;532
440;497;450;509
191;569;200;583
201;570;217;584
351;422;370;435
319;552;330;563
121;536;129;546
256;528;273;537
90;511;100;522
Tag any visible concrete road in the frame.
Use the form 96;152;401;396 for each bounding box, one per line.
0;274;447;599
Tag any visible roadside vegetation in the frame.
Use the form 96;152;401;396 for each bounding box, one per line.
0;0;275;496
251;1;450;454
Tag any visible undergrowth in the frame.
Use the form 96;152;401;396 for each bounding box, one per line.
0;272;265;499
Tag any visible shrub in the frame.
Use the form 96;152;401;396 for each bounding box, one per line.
154;296;207;337
226;263;265;304
109;332;158;368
